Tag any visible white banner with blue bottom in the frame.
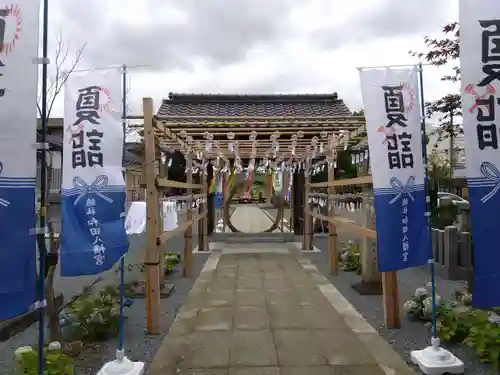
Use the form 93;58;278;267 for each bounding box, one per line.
61;69;129;277
460;0;500;308
0;1;40;320
360;66;430;272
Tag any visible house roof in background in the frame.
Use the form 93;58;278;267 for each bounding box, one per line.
38;117;63;128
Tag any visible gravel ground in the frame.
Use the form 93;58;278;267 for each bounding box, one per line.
0;227;210;375
310;235;494;375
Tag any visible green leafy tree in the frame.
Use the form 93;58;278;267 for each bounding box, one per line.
352;109;365;117
410;23;462;155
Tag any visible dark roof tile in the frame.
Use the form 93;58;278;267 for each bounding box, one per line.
157;93;352;119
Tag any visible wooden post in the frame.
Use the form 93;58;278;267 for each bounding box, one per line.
197;171;204;251
382;271;400;329
198;166;208;251
157;158;166;284
352;197;382;294
304;173;313;250
183;153;193;276
327;164;339;275
202;169;208;249
290;172;294;233
302;171;308;250
266;174;273;203
143;97;161;334
223;171;229;232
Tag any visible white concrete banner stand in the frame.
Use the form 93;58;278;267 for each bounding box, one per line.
411;337;464;375
97;349;144;375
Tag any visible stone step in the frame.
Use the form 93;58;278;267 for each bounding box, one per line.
211;232;295;243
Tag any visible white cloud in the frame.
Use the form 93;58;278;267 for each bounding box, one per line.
45;0;459;118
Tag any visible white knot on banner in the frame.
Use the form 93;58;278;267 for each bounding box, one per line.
480;161;500;203
73;175;114;206
389;176;415;205
0;161;10;208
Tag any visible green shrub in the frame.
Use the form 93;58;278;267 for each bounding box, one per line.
64;285;122;342
403;287;442;321
14;343;74;375
407;288;500;370
339;241;361;274
164;252;180;275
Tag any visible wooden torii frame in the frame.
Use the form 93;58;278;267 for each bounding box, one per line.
136;96;400;333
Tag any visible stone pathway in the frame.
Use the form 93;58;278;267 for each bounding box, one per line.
148;244;416;375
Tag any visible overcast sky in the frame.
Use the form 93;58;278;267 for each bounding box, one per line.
46;0;459;118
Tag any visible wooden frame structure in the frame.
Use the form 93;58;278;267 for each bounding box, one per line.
141;98;209;334
305;175;401;329
135;95;372;332
135;94;402;332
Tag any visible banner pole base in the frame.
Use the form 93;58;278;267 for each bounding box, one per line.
96;353;144;375
410;337;464;375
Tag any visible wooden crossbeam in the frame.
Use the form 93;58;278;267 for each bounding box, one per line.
156;178;203;190
309;175;373;188
310;213;376;239
158;211;207;245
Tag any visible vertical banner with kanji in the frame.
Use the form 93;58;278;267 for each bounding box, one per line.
359;67;429;271
0;1;40;320
61;69;129;276
460;0;500;308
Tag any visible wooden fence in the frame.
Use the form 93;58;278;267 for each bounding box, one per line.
432;226;472;281
304;173;403;329
135;98;208;334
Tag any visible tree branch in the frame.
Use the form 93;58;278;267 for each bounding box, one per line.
46;33;87;120
410;22;462;138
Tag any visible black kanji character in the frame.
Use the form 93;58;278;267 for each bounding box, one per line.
479;64;500;86
72;130;85;149
388;152;401;169
76;86;101;111
86;129;104;151
401;153;414;168
386;113;407;128
480;20;500;63
477;123;498;150
386;133;398;150
0;8;9;51
87;151;103;167
476;95;499;122
74;86;101;126
382;85;405;113
72;149;86;168
398;132;412;152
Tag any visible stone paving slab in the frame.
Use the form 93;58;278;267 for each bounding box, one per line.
149;248;417;375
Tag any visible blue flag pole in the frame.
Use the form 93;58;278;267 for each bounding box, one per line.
417;64;438;342
118;64;128;359
37;0;50;373
96;64;144;375
410;63;464;374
